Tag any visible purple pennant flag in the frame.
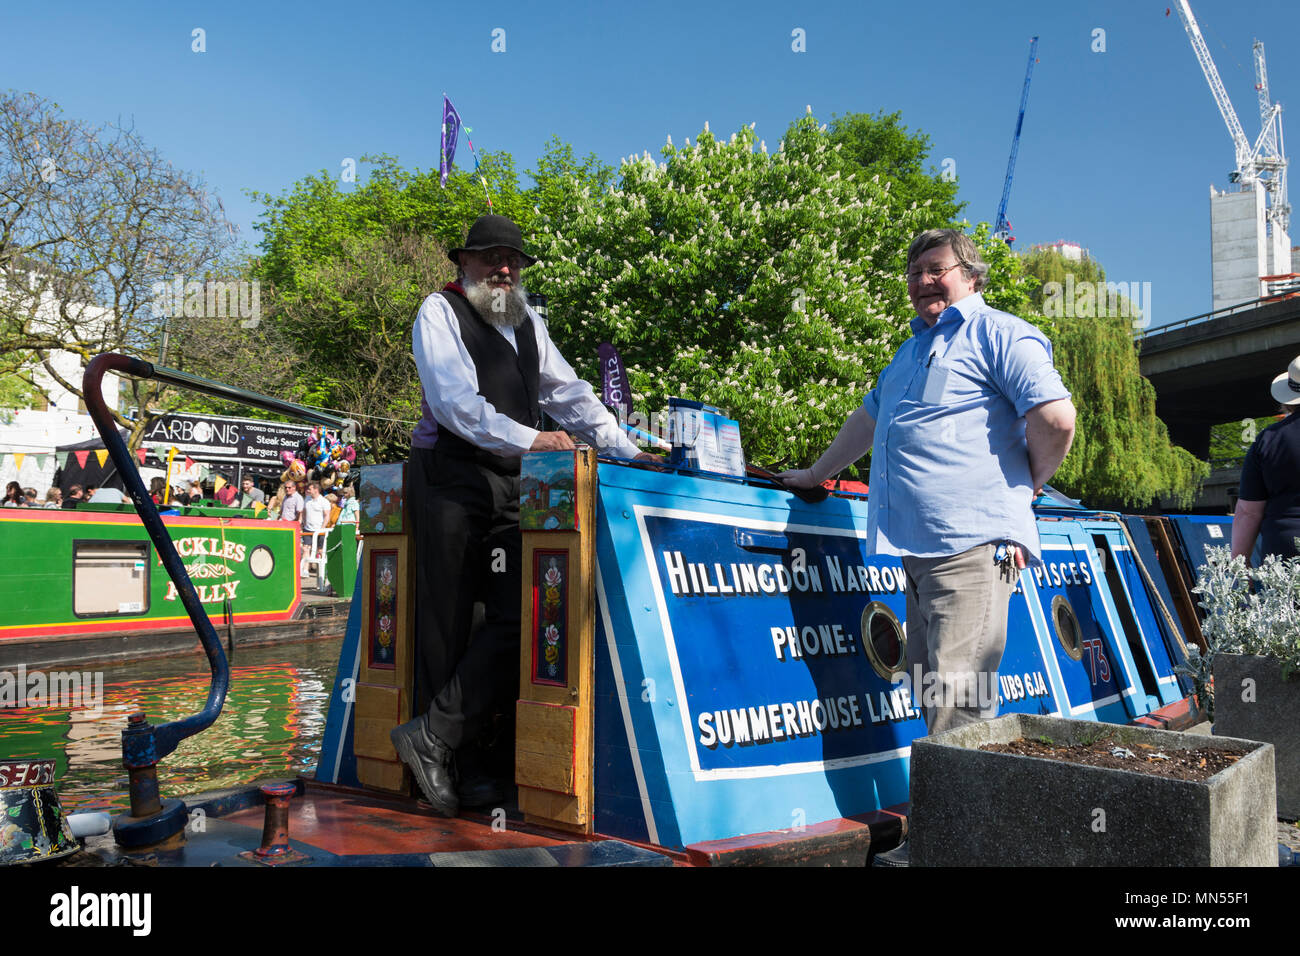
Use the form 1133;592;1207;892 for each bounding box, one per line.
598;343;632;421
440;96;463;187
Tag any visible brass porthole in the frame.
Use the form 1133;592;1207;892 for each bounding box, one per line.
249;544;275;580
1052;594;1083;660
861;601;907;679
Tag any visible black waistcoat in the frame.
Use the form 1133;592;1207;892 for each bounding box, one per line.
435;287;541;474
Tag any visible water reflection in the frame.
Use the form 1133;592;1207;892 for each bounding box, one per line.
0;640;341;812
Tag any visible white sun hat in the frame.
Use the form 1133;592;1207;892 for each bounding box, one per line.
1270;355;1300;407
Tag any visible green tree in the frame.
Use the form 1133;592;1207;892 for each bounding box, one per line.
251;151;531;292
261;229;455;459
825;111;965;227
1209;415;1280;464
248;142;616;458
0;371;41;423
972;223;1037;319
1020;246;1104;312
1020;247;1208;508
527;136;617;225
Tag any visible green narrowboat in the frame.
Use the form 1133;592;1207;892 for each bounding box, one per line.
0;504;304;668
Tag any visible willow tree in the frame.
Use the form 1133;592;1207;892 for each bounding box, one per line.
1022;248;1208;508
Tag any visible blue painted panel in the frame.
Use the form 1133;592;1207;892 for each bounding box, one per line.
593;588;654;846
1122;517;1195;699
1024;526;1139;722
998;580;1063;718
316;596;361;787
1084;521;1188;706
593;465;918;848
586;464;1190;848
1168;514;1252;581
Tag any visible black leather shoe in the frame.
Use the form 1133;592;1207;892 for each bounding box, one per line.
457;775;511;809
390;716;459;817
870;838;910;868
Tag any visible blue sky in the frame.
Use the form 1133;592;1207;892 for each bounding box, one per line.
3;0;1297;328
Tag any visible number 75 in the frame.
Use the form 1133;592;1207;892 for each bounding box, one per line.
1082;638;1110;684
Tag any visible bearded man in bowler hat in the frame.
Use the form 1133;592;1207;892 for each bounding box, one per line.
392;214;656;816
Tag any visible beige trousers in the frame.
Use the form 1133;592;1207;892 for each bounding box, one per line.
902;543;1019;735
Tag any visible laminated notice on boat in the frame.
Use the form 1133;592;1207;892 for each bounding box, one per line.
1207;525;1222;538
118;601;143;613
666;399;746;478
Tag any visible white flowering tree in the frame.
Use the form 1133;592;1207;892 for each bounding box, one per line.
529;115;933;473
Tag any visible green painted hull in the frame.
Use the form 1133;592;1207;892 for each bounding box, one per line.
0;506;302;642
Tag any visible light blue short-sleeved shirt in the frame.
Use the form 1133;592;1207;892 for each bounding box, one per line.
861;293;1070;564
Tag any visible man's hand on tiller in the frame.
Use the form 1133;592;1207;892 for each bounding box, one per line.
529;431;576;452
775;468;818;490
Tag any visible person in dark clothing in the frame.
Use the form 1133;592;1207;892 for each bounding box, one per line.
1233;355;1300;563
390;214;657;818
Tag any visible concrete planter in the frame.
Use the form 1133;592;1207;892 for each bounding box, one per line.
1213;652;1300;819
910;714;1275;867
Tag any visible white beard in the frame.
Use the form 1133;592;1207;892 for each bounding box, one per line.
465;278;530;330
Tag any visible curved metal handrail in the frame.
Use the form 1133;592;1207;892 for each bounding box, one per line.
82;353;358;768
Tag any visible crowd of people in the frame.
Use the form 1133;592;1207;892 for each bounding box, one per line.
2;473;360;531
3;480;109;509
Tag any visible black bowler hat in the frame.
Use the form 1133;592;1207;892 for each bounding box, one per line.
448;214;537;266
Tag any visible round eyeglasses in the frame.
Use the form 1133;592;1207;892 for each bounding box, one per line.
905;261;963;284
474;249;527;269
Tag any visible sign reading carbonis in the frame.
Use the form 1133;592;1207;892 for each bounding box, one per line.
139;411;312;466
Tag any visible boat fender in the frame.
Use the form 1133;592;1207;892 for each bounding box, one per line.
67;811;112;838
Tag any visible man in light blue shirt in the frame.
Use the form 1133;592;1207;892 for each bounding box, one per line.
781;229;1075;736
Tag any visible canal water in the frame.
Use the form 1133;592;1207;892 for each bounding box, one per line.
0;638;342;812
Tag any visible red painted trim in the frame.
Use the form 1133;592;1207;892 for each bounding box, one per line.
530;549;568;687
366;549;399;670
0;508;292;530
0;608;298;639
1132;695;1199;731
683;817;871;866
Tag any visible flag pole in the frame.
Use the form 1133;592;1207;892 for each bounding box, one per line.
439;93;493;211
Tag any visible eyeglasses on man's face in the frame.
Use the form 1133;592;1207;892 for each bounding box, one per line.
472;248;526;269
905;261;963;284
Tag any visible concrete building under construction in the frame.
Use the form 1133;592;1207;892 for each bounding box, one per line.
1211;183;1292;312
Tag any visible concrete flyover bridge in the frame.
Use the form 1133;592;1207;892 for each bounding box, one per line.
1139;290;1300;460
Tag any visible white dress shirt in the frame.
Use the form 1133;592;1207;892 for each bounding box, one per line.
411;290;640;459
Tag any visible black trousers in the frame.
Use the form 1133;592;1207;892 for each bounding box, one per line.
408;445;522;750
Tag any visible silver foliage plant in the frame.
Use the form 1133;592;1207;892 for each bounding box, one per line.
1179;544;1300;719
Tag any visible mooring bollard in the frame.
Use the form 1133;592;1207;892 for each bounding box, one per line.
238;782;309;865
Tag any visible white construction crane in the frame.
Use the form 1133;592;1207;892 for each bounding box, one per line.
1173;0;1291;303
1253;40;1288;235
